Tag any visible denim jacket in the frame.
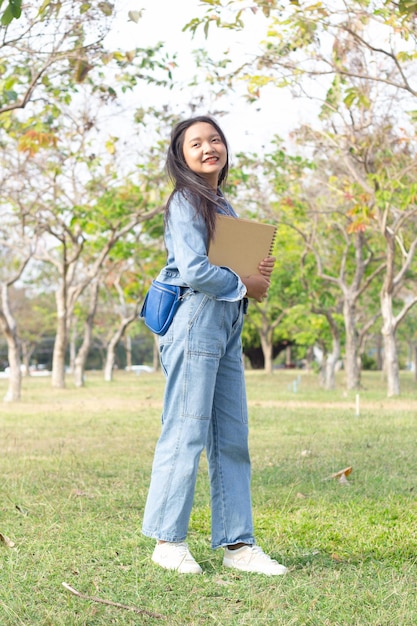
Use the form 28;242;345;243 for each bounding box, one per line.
155;190;247;302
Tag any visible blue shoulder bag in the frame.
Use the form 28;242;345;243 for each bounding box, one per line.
140;280;183;336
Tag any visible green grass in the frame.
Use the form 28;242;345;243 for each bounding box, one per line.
1;370;417;625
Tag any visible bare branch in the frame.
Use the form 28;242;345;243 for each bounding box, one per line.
343;26;416;96
0;61;54;114
393;237;417;288
62;582;165;620
394;296;417;328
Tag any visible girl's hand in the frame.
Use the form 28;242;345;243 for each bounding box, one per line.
242;274;270;303
258;256;276;278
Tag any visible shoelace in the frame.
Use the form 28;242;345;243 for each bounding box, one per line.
169;543;194;560
235;546;274;563
251;547;274;561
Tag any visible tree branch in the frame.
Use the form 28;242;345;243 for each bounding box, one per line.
0;61;54;115
62;582;165;620
394;296;417;329
343;26;415;95
393;237;417;288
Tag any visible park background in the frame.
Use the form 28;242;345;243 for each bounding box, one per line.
1;1;417;623
2;0;417;400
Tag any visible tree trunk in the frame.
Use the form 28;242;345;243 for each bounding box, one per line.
20;341;35;376
152;335;159;370
322;310;341;391
125;334;132;371
3;331;21;402
343;297;360;390
258;309;274;374
73;336;89;387
74;281;99;387
305;346;314;371
414;346;417;383
103;316;136;382
51;285;67;388
260;331;274;374
68;320;77;374
103;332;119;382
324;334;341;391
380;290;400;397
376;333;383;370
0;284;22;402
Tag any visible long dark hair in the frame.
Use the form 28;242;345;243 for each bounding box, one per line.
165;115;230;242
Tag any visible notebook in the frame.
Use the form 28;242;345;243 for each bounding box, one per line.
208;214;277;277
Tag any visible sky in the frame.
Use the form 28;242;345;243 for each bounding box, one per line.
103;0;310;157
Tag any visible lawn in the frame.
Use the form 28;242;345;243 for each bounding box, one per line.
1;369;417;625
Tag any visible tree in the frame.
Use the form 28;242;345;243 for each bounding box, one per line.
187;0;417;395
0;1;178;399
0;245;31;401
187;1;417;103
12;288;56;374
226;143;313;372
72;278;100;387
1;1;114;116
249;224;306;373
370;131;417;395
0;2;176;117
0;143;41;400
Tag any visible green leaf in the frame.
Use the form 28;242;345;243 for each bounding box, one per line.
3;89;18;102
1;4;13;24
399;0;417;14
9;0;21;18
343;88;357;108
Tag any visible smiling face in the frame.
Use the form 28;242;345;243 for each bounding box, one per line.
182;122;228;189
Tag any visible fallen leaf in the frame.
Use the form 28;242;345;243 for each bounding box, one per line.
323;466;353;484
331;466;352;479
337;473;351;486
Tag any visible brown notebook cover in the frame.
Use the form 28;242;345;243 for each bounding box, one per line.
208;214;277;277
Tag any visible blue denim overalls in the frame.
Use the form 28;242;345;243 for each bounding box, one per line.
142;191;254;549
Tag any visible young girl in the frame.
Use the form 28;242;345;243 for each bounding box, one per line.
141;115;287;576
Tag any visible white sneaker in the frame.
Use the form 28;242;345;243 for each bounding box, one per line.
152;542;203;574
223;545;288;576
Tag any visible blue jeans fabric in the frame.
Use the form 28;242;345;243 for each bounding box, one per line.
142;291;254;549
